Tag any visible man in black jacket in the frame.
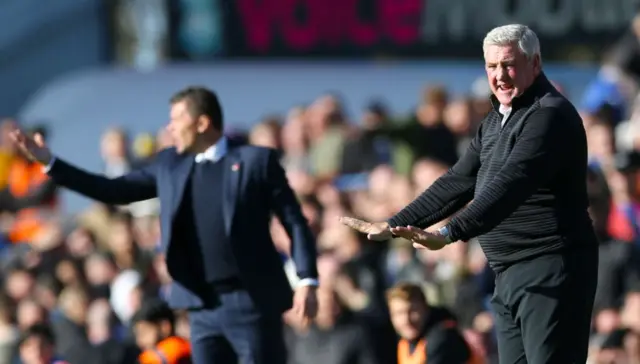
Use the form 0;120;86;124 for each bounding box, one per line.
342;24;597;364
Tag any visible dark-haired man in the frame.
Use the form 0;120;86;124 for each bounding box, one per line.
11;86;319;364
19;324;69;364
133;299;191;364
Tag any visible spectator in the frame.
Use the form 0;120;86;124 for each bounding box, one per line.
132;298;191;364
285;286;378;364
18;324;68;364
386;282;480;364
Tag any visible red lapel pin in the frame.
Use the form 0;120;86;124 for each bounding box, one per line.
231;163;240;172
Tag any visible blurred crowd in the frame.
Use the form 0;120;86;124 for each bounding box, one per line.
7;18;640;364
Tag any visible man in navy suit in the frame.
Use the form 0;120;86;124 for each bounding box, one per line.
11;86;319;364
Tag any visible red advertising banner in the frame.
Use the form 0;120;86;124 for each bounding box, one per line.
170;0;635;59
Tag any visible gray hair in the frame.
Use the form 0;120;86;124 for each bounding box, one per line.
483;24;541;61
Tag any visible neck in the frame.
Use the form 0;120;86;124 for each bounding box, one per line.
192;133;222;154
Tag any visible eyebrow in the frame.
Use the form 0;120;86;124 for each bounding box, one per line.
486;59;516;66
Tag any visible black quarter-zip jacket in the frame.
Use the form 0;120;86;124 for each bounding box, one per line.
388;73;598;272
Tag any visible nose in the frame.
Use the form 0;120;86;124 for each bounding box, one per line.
496;65;508;81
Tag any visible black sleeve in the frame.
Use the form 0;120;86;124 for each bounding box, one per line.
48;156;158;205
425;327;471;364
387;126;482;229
446;106;566;242
0;179;57;213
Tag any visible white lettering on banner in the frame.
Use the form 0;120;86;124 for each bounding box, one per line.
421;0;639;43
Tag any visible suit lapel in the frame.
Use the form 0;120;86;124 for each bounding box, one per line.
170;156;195;218
222;152;242;234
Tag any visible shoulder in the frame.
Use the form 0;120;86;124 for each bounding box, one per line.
424;321;470;357
424;317;465;345
233;145;281;164
138;349;160;363
521;92;582;138
535;91;581;125
154;147;180;161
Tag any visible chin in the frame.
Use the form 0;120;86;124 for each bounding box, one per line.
496;93;514;106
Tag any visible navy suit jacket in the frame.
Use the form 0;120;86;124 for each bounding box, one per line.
47;143;318;313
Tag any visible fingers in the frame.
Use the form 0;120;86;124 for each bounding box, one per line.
339;216;370;233
390;226;415;240
294;301;311;327
8;129;37;161
367;233;383;241
8;129;24;144
413;243;427;249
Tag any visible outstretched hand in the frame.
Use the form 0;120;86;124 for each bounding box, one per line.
390;226;448;250
9;129;52;165
291;285;318;328
339;217;393;241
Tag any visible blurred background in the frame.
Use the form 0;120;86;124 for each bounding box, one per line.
1;0;640;363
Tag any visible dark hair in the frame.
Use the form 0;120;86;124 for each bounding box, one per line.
36;275;63;296
131;298;175;326
170;86;224;132
20;323;55;347
0;294;15;322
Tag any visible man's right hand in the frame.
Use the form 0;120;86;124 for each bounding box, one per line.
339;217;393;241
9;129;52;165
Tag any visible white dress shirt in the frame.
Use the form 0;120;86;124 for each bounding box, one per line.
195;136;228;163
499;104;512;128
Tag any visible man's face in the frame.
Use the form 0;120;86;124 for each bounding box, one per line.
133;321;161;351
167;100;204;154
484;43;539;106
20;336;53;364
388;298;427;341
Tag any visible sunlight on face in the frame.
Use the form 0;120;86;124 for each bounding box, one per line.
484;43;540;106
167;100;199;153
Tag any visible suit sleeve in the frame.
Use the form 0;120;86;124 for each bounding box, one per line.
426;328;471;364
46;157;157;205
387;126;482;229
447;107;565;242
265;149;318;280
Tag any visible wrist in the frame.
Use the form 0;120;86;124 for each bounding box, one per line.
437;225;453;244
297;278;319;288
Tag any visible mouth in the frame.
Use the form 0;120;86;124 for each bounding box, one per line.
498;84;514;92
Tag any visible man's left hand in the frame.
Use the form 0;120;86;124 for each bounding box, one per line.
390;226;449;250
292;285;318;327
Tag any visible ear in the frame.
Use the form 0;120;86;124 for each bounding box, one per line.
196;115;211;134
532;54;542;74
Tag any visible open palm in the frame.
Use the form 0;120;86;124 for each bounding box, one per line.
390;226;448;250
9;129;52;165
339;217;392;241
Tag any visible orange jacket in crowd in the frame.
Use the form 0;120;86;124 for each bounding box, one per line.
397;318;485;364
6;158;57;243
138;336;192;364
